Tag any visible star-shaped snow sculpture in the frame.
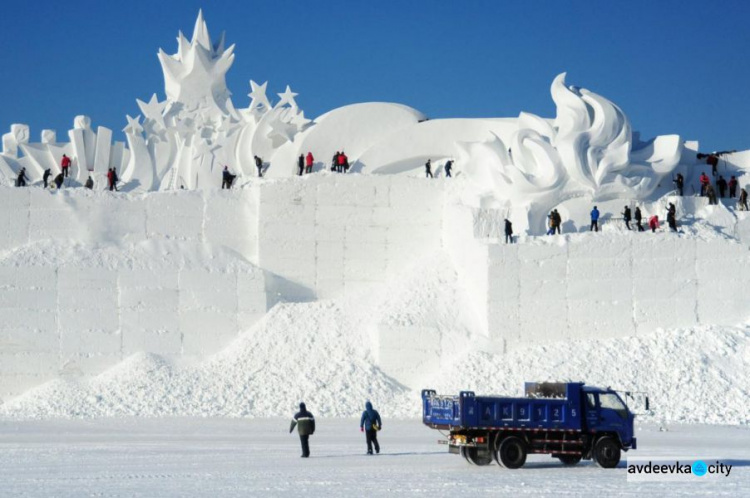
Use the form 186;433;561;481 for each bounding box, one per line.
276;85;298;109
123;114;144;135
248;80;272;112
290;110;312;128
137;94;167;129
267;117;297;143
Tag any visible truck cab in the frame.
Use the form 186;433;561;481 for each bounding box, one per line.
582;386;636;451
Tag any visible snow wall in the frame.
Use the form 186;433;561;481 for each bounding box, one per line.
3;174;750;399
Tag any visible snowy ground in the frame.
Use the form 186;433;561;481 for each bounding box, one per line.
0;418;747;496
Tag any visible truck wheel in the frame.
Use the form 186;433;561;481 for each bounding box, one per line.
495;436;527;469
556;454;582;466
460;447;474;465
463;447;492;466
593;437;621;468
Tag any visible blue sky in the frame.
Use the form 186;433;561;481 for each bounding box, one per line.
1;0;748;151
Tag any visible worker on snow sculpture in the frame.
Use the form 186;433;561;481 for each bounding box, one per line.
740;188;749;211
729;176;738;198
254;155;263;177
85;176;94;189
553;209;561;234
649;215;659;232
15;167;28;187
444;160;453;178
673;173;684;196
699;172;710;197
297;154;304;176
667;203;677;231
622;205;632;230
43;168;52;188
332;151;340;172
504;219;514;244
222;166;236;189
61;154;72;178
305;152;314;174
359;401;382;455
337;151;348;173
54;173;64;189
717;175;728;198
290;402;315;458
590;206;600;232
107;168;119;192
635;206;645;232
425;159;433;178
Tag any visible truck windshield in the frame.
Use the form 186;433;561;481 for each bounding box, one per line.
599;393;628;419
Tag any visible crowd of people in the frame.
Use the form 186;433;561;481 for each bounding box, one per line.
13;154;114;191
289;401;382;458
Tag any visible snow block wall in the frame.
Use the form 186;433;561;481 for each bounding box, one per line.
256;175;444;300
486;236;750;349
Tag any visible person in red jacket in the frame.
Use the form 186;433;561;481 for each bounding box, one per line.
337;151;347;173
61;154;72;178
698;172;710;197
305;152;314;174
648;215;659;233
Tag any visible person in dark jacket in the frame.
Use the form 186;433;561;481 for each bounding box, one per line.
553;209;561;234
222;166;236;189
254;155;263;177
84;176;94;189
504;218;513;244
43;168;51;188
740;188;749;211
673;173;684;196
622;205;632;230
444;160;453;178
359;401;382;455
590;206;600;232
706;184;717;205
634;206;644;232
667;203;677;231
54;173;64;189
425;159;433;178
290;402;315;457
16;168;28;187
297;154;304;176
728;176;738;198
332;152;340;172
716;175;728;198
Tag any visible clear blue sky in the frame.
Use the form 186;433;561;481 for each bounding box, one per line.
1;0;748;151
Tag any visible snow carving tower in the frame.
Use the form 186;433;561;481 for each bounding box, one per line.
121;10;310;191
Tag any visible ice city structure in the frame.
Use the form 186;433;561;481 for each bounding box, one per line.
1;12;750;400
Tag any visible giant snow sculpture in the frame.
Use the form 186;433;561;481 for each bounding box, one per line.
0;10;683;228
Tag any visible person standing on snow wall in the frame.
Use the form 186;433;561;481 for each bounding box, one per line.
305;152;314;174
61;154;72;178
444;160;453;178
359;401;382;455
290;402;315;458
590;206;600;232
622;205;632;230
255;155;264;177
425;159;433;178
504;218;513;244
297;154;304;176
635;206;644;232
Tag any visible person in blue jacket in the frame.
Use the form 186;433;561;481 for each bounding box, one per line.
359;401;382;455
590;206;600;232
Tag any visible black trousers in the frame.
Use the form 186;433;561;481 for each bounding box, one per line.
366;429;380;454
625;220;631;230
299;434;310;457
257;167;263;178
505;233;513;244
636;221;644;232
591;220;598;232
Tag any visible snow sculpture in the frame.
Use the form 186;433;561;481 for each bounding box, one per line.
119;10;311;190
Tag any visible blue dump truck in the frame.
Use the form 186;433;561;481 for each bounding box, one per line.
422;382;638;469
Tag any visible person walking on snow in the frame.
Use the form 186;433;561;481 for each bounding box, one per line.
290;402;315;458
728;176;738;198
622;205;632;230
740;188;749;211
590;206;600;232
305;152;314;174
297;154;304;176
360;401;382;455
444;160;453;178
699;172;710;197
667;203;677;231
222;166;236;189
634;206;644;232
16;167;28;187
553;209;561;234
61;154;72;178
425;159;433;178
254;155;263;177
504;218;513;244
43;168;51;188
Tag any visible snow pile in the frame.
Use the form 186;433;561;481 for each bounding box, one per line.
2;249;749;424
